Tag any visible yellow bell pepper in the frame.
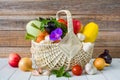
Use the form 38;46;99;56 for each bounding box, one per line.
83;22;99;42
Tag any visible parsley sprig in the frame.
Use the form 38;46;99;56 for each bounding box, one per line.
51;66;71;77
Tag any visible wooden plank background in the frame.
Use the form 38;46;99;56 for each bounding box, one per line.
0;0;120;58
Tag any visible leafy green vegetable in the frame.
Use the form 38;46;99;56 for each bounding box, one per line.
25;33;36;40
51;70;58;74
58;23;67;38
51;66;71;78
63;72;71;77
37;17;67;38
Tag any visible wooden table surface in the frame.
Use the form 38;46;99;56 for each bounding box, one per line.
0;58;120;80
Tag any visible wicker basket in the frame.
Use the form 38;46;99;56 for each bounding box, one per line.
31;10;94;70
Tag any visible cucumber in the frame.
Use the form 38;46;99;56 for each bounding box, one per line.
26;20;41;37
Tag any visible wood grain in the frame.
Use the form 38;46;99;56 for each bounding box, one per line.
0;31;120;47
0;59;120;80
0;0;120;15
0;47;31;58
0;0;120;58
0;46;119;58
0;15;120;31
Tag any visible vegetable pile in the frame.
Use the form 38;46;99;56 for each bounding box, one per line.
25;17;68;43
25;17;99;44
85;49;112;75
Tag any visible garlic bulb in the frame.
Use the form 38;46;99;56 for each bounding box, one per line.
45;35;50;41
77;33;85;41
38;68;43;74
85;62;98;75
42;70;50;76
32;70;40;76
83;42;94;52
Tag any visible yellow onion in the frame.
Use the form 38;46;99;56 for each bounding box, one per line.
93;58;109;70
18;57;33;72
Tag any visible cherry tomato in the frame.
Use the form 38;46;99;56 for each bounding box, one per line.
58;19;67;26
72;64;82;76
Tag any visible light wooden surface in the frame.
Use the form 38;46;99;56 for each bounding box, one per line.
0;0;120;57
0;58;120;80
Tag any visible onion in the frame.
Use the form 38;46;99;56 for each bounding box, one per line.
98;49;112;64
18;57;33;72
93;58;109;70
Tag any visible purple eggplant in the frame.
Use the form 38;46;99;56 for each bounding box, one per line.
98;49;112;64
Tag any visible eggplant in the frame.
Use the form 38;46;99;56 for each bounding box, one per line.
98;49;112;64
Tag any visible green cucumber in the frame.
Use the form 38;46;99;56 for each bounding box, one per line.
26;20;41;37
25;33;36;40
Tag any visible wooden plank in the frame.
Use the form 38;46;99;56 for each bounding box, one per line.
0;58;8;70
0;58;119;80
0;0;119;15
0;46;119;58
0;47;31;58
69;75;87;80
100;59;120;80
93;46;120;58
49;75;68;80
95;31;120;47
30;75;49;80
69;72;88;80
0;0;45;1
97;31;120;42
0;15;119;31
0;31;120;47
86;71;106;80
9;69;31;80
0;64;17;80
0;19;28;31
0;31;30;47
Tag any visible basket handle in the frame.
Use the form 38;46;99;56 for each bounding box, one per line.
56;10;73;33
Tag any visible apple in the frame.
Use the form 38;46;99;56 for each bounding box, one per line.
73;19;82;34
8;53;21;67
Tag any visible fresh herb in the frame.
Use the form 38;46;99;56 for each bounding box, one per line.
58;23;67;38
37;18;48;32
51;66;71;77
38;17;67;37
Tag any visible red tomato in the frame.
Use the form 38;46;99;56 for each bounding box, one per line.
73;19;82;34
72;64;82;76
58;19;67;26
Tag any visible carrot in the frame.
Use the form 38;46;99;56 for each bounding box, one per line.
36;31;48;43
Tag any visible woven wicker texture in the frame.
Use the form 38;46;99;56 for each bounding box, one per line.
31;10;94;70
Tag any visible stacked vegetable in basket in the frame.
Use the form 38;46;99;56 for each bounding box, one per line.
25;17;98;43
